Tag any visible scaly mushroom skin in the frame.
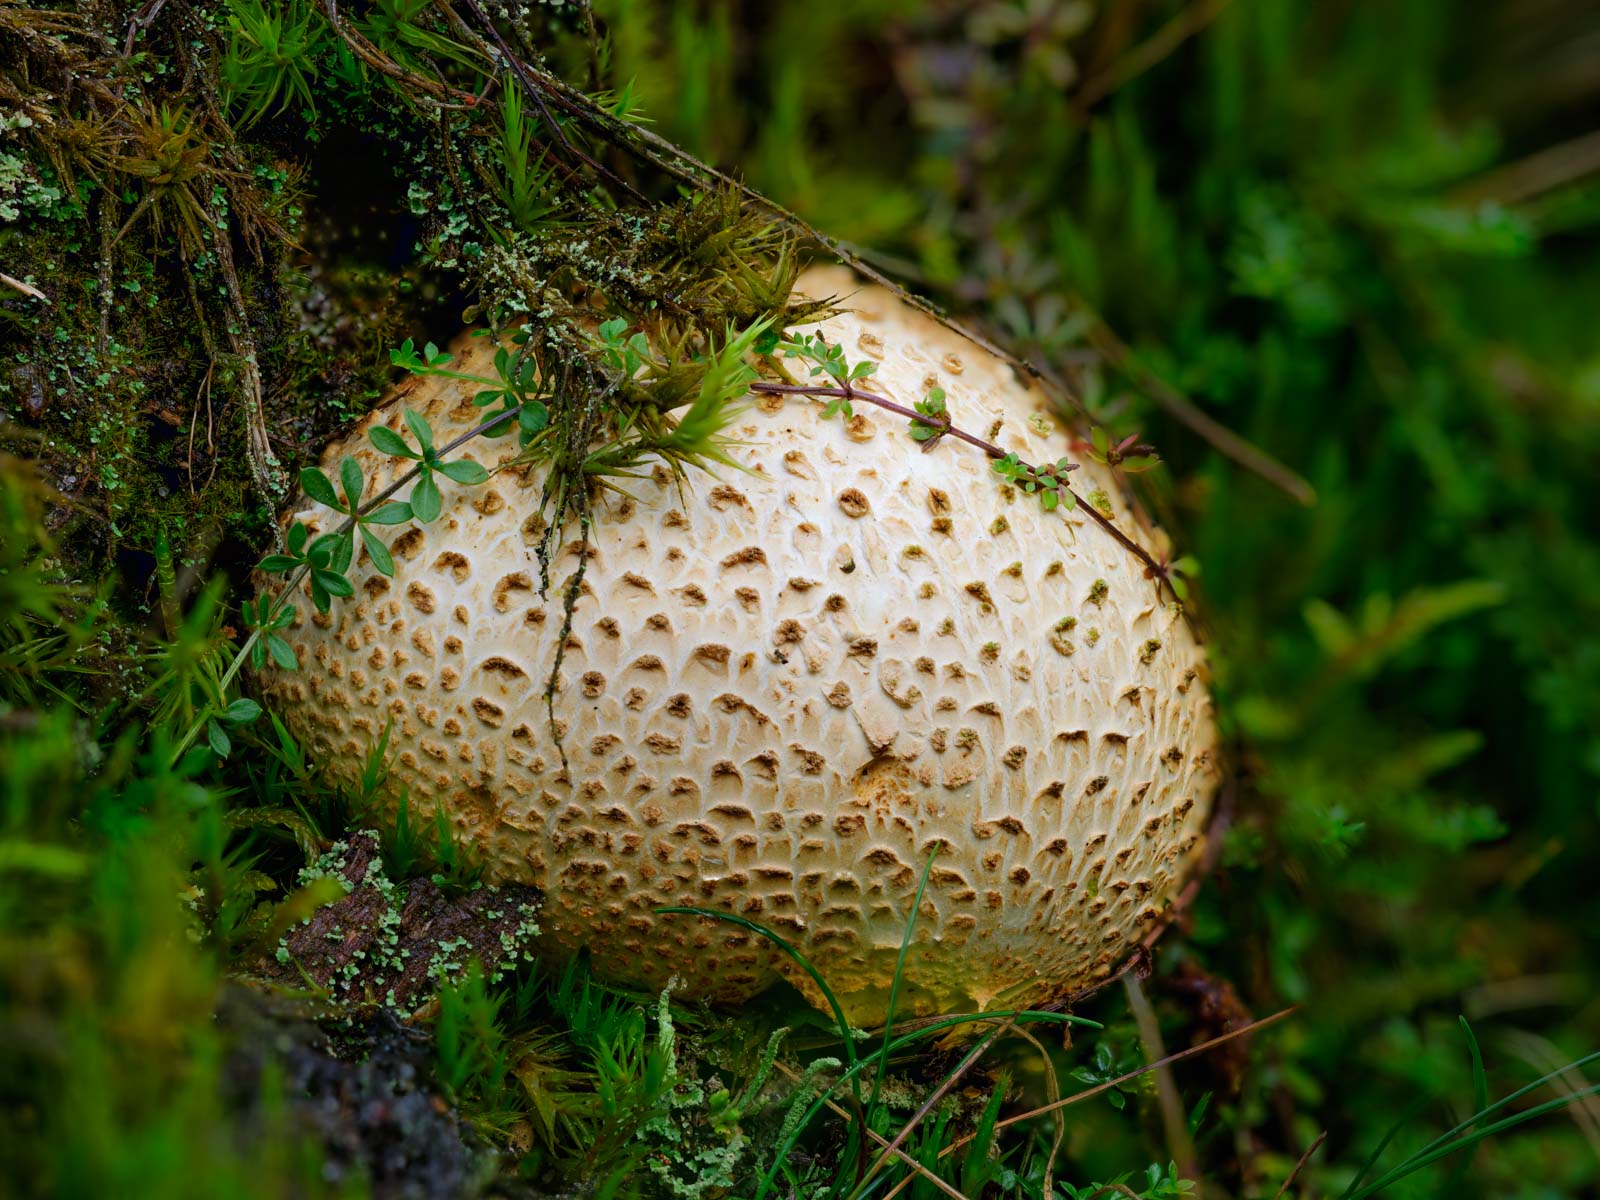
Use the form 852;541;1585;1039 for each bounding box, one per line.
255;266;1219;1026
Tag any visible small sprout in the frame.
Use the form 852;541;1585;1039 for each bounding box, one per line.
390;337;454;373
243;595;298;670
598;316;652;377
909;386;948;443
1087;425;1161;473
1165;555;1201;601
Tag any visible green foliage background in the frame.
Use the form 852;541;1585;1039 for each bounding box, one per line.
2;1;1598;1198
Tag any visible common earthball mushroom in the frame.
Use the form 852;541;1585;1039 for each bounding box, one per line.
254;265;1219;1027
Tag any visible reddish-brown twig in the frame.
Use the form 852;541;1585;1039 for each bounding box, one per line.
748;377;1174;594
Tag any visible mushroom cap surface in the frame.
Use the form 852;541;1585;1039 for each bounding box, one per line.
255;266;1219;1026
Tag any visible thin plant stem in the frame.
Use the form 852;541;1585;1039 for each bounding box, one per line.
749;378;1172;589
843;1018;1014;1200
168;402;526;763
930;1006;1300;1166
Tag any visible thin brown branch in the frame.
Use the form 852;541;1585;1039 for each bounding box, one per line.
846;1018;1016;1200
1272;1129;1328;1198
469;39;1312;513
925;1005;1299;1168
748;378;1173;592
1079;0;1238;110
453;0;649;205
1450;127;1600;207
319;2;480;109
771;1060;977;1200
1082;316;1316;505
0;272;48;302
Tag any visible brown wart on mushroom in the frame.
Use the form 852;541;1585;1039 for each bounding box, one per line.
253;266;1220;1027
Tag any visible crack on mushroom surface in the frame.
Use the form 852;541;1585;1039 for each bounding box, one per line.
255;266;1220;1027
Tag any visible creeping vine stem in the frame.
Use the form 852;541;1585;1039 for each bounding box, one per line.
748;376;1180;602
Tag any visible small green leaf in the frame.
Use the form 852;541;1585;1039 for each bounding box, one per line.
339;456;364;507
411;472;442;523
360;524;395;578
312;567;354;599
403;408;435;454
300;467;339;508
223;698;263;724
520;400;550;435
369;425;416;458
207;719;232;758
752;328;781;355
287;522;308;554
437;459;489;485
258;554;300;573
266;633;299;670
365;500;414;525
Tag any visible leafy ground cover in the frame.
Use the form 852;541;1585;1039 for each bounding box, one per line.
2;2;1598;1197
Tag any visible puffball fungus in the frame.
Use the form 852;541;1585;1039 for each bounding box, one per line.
255;265;1219;1026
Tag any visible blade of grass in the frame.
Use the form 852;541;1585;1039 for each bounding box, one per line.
1343;1099;1430;1196
843;1018;1013;1200
755;1010;1094;1200
865;848;939;1136
1438;1016;1491;1193
1348;1083;1600;1199
773;1059;978;1200
1339;1046;1600;1198
657;905;865;1107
